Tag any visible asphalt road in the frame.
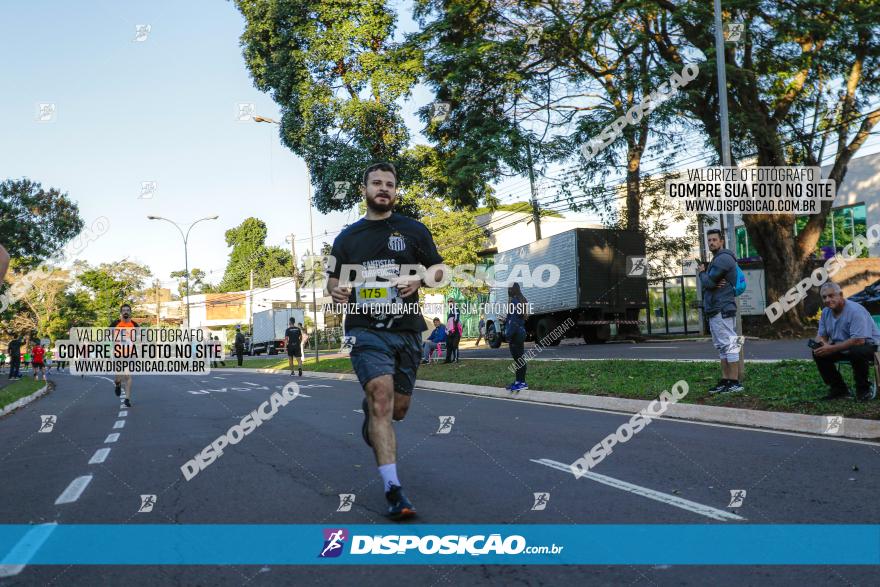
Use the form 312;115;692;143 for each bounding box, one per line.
461;337;811;361
0;369;877;586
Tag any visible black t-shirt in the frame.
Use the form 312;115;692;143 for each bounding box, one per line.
8;339;21;356
285;326;302;346
328;213;443;332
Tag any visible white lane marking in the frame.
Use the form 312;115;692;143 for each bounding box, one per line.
55;475;93;504
354;409;364;414
88;448;111;464
0;522;58;577
113;420;125;429
118;410;128;417
90;376;116;383
244;382;261;387
213;376;226;380
104;433;120;443
531;459;745;522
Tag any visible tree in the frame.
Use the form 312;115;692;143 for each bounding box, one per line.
414;1;699;263
8;266;71;339
76;260;152;324
217;218;293;291
170;268;209;299
650;0;880;328
235;0;423;213
0;179;84;262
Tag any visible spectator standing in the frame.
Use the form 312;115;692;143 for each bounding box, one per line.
234;325;246;366
7;336;22;379
505;282;529;392
475;314;486;347
444;302;461;363
698;229;743;394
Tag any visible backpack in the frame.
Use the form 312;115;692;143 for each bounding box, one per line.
733;265;747;296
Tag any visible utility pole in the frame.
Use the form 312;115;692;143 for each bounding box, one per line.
285;233;301;304
154;280;160;327
525;141;542;241
713;0;744;380
248;269;254;336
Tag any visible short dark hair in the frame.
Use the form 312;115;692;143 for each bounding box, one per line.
290;318;296;324
706;229;724;241
362;162;398;187
120;303;132;311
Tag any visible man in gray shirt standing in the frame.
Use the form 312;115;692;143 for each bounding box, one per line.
813;281;879;401
698;229;742;394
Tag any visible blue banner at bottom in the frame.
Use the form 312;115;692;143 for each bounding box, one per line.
0;525;878;565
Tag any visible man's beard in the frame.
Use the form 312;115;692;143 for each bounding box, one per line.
366;194;394;213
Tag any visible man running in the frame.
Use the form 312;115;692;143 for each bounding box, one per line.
31;339;47;382
326;162;443;520
284;318;304;376
111;303;138;407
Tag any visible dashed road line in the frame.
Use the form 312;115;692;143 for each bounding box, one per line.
55;475;93;505
88;448;111;464
104;433;120;443
118;410;128;417
0;522;57;577
113;420;125;429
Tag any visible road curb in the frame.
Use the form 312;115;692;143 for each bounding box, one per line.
0;384;50;418
218;368;880;441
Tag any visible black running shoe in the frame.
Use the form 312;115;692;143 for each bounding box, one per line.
298;368;302;377
708;379;729;394
114;382;122;397
721;381;744;394
361;398;372;447
123;398;132;408
385;484;416;520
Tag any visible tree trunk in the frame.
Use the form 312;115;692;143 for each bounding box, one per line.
744;215;809;331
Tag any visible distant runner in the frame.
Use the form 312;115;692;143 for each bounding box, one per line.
284;318;304;376
326;162;443;520
31;339;47;382
111;303;138;408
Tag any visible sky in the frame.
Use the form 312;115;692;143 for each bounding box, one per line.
0;0;543;291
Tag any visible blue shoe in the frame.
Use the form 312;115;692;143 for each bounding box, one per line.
506;382;517;391
385;484;416;520
512;381;528;392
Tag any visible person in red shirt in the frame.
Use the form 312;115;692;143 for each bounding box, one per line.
31;340;47;382
111;303;138;407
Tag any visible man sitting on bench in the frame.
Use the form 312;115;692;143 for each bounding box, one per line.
421;317;447;364
812;281;880;401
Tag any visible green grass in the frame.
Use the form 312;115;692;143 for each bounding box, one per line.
293;357;880;420
0;378;46;412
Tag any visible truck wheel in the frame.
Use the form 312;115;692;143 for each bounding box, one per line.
583;325;611;344
536;318;561;346
487;322;502;349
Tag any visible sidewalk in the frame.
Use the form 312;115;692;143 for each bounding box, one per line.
220;367;880;441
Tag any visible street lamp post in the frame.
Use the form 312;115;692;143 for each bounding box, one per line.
254;115;321;363
147;215;218;327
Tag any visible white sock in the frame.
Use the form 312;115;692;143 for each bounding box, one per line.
378;463;400;492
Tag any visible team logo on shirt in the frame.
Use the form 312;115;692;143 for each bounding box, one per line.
387;233;406;252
